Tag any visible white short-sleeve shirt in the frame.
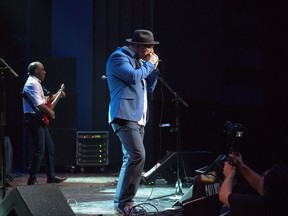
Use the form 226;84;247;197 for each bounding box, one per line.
23;76;46;114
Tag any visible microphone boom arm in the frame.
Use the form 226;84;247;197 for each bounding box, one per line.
0;58;19;79
158;73;188;107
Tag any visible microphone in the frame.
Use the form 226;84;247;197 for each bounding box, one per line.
101;75;107;80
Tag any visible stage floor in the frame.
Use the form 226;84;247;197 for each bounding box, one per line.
1;170;191;215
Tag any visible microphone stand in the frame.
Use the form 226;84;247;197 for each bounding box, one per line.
158;73;188;195
147;72;188;201
0;58;20;198
0;67;6;198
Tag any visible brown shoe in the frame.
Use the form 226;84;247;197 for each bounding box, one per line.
47;176;67;183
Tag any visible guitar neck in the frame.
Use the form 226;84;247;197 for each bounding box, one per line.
50;92;61;110
50;84;65;110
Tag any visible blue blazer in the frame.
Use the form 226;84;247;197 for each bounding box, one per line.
106;47;158;124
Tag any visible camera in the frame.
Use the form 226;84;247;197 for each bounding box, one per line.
223;120;246;139
223;120;247;165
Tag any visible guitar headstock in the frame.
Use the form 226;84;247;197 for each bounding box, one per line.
60;83;65;91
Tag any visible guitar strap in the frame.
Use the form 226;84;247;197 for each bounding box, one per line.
42;85;53;96
21;91;42;118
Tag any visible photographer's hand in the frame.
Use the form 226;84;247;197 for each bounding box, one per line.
229;153;244;168
229;154;264;195
223;161;236;178
220;161;236;207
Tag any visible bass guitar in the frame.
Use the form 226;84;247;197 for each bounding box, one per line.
42;83;65;126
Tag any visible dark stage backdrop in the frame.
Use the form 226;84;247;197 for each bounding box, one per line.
1;0;288;172
152;0;288;170
0;0;27;170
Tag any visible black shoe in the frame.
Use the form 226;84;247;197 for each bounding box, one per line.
47;176;67;183
115;205;146;216
27;178;38;185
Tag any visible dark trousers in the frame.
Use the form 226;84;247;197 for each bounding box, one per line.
24;114;56;181
111;120;145;209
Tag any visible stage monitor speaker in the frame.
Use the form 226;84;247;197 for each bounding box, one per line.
196;154;227;182
173;173;221;207
0;184;75;216
173;185;194;206
182;194;222;216
173;154;226;206
142;151;214;184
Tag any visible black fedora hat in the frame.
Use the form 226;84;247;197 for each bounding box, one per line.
126;29;159;45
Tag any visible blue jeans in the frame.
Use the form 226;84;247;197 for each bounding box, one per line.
111;120;145;209
24;114;56;181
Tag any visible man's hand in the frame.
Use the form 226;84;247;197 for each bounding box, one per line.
229;153;244;169
60;91;66;98
223;161;236;178
144;49;159;66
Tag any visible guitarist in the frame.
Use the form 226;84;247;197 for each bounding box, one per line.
23;61;67;185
